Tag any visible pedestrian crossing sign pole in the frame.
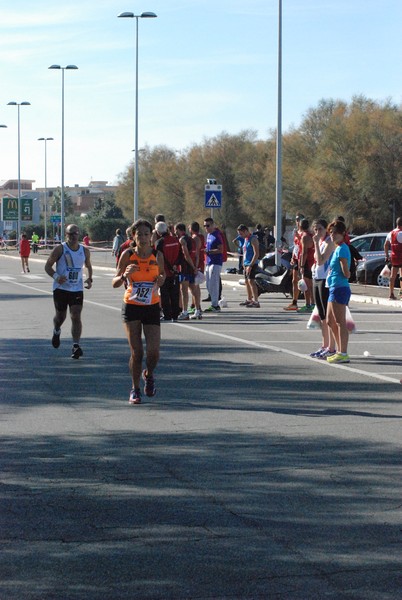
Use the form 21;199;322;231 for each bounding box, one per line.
204;183;222;217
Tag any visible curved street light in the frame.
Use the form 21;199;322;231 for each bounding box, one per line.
38;137;54;246
118;11;157;221
49;64;78;241
7;101;31;243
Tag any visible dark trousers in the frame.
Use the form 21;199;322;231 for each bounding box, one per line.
160;275;181;320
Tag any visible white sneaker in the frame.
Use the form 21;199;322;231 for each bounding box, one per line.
177;311;189;320
190;309;202;320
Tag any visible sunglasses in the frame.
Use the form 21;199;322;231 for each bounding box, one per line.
203;224;211;228
67;231;79;235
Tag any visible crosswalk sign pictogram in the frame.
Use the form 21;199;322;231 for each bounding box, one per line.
204;185;222;208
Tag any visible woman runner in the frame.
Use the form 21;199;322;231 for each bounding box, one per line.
112;219;165;404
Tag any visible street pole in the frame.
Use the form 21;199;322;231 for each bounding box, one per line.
275;0;283;266
38;138;54;246
7;102;30;244
118;11;157;221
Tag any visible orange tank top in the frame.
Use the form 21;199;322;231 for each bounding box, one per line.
124;250;160;306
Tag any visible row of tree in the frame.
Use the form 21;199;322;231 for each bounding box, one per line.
115;96;402;235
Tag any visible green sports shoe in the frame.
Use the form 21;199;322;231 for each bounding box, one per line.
327;352;350;364
297;304;315;313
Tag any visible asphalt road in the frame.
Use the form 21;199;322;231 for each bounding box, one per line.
1;250;401;600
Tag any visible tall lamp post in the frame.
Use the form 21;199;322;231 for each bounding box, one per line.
7;101;31;244
38;137;54;247
118;11;157;221
49;64;78;241
275;0;283;267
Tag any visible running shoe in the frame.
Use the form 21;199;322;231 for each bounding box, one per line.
283;303;298;311
246;301;260;308
189;309;202;320
129;388;142;405
319;348;336;360
327;352;350;364
310;347;325;358
239;300;253;306
187;307;196;315
71;344;83;359
142;369;156;397
204;305;221;312
297;304;315;313
52;330;61;348
178;311;189;320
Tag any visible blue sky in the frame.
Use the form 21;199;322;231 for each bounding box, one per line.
0;0;400;189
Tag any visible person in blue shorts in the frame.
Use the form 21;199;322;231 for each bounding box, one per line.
325;220;351;364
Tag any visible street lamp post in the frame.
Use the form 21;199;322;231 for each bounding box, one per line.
118;11;157;221
49;64;78;241
38;137;54;247
275;0;283;267
7;101;31;244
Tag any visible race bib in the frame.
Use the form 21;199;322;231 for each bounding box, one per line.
67;267;80;284
129;281;154;304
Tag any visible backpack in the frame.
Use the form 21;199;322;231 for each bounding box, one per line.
215;228;228;262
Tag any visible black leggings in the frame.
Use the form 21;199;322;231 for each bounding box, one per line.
313;279;329;321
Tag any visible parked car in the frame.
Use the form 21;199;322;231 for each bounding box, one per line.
356;255;399;287
350;232;388;260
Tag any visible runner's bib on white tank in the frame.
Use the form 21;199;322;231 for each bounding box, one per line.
53;242;86;292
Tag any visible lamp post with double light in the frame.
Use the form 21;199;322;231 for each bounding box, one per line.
118;11;157;221
7;101;31;244
48;64;78;241
37;137;54;247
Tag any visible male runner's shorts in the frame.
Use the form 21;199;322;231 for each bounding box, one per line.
53;289;84;311
244;264;258;280
121;302;161;325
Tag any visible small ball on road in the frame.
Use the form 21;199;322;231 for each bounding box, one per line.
363;350;370;357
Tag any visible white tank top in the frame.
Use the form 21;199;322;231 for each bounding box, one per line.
313;237;333;280
53;242;86;292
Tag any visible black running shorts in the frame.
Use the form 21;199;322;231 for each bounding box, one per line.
53;289;84;311
121;302;161;325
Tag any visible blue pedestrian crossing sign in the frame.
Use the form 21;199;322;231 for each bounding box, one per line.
204;184;222;208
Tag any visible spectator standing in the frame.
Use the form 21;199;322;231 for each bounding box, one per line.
188;222;204;319
325;220;352;364
310;219;336;359
237;225;260;307
384;217;402;300
203;217;223;312
19;233;31;273
83;234;90;246
232;231;245;274
155;221;181;321
112;228;125;263
175;223;198;320
253;224;266;259
283;214;304;311
31;231;39;254
298;218;315;313
151;214;165;247
116;226;134;265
